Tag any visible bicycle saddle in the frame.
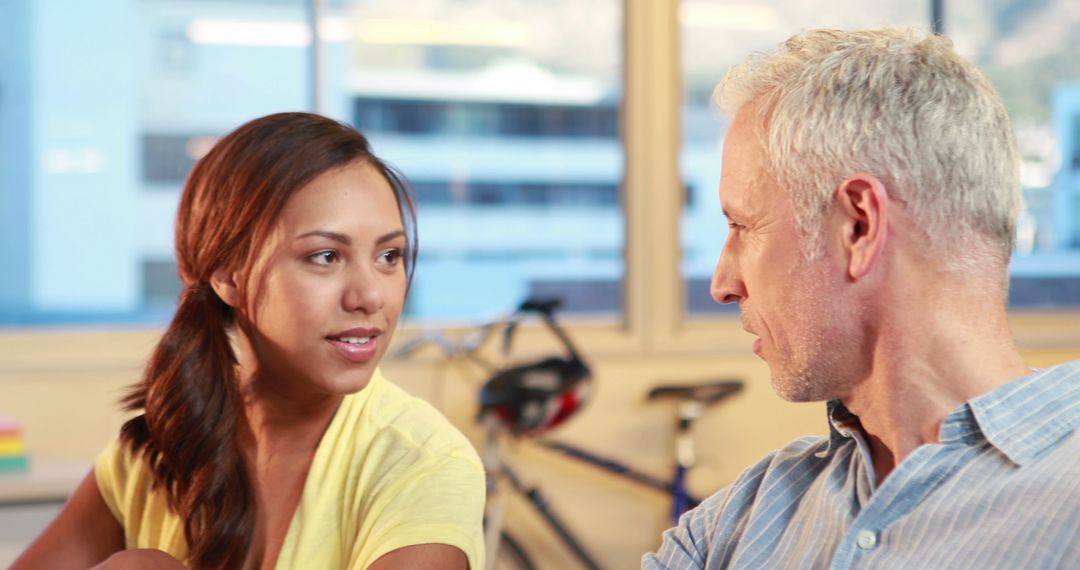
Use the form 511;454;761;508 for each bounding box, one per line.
647;379;743;406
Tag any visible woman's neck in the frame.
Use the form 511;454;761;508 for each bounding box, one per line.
238;378;343;460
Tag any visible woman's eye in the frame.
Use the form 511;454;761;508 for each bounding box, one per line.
308;250;339;266
379;248;403;265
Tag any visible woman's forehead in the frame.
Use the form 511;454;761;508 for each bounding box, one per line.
277;161;402;237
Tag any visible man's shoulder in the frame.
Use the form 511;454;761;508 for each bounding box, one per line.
1024;359;1080;387
698;435;836;518
734;435;832;486
770;434;833;461
644;435;839;568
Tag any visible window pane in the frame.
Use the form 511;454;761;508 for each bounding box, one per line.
948;1;1080;307
680;2;934;316
339;0;624;320
0;0;311;326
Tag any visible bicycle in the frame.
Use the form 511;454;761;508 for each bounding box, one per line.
392;298;744;570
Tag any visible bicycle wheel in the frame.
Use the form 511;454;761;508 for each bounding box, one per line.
493;530;536;570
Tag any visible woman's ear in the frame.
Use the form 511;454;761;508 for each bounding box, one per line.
209;269;242;309
835;173;889;281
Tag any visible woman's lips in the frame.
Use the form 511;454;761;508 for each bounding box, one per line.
327;336;378;363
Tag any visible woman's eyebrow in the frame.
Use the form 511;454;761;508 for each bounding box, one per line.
296;230;351;245
376;230;406;245
295;229;404;245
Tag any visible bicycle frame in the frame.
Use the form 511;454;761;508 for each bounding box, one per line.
483;417;604;570
536;437;701;524
483;417;704;570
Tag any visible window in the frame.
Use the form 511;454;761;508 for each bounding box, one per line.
0;0;623;325
948;0;1080;306
6;1;1074;329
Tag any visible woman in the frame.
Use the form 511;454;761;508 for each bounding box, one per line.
13;113;485;570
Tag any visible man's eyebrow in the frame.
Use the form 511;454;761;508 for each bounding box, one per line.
296;230;351;245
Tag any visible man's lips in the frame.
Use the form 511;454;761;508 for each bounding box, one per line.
740;323;762;355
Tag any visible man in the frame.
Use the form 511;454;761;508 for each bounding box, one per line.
644;27;1079;569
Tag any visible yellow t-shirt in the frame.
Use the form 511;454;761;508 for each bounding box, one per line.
95;370;485;569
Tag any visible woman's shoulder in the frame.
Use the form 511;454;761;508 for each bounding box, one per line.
93;437;186;556
337;371;479;462
94;437;167;506
95;438;148;500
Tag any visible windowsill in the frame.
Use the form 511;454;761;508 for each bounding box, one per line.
0;457;89;506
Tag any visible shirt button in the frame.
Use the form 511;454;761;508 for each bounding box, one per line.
856;530;878;550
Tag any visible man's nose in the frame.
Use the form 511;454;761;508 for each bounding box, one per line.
710;248;745;305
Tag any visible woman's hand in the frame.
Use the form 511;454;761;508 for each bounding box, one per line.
90;549;187;569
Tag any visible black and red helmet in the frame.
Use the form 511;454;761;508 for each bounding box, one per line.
479;299;592;435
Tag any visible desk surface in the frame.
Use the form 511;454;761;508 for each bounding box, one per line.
0;457;90;505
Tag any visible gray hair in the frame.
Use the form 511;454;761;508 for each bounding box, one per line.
715;27;1021;272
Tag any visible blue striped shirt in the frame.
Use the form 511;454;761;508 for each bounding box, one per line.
643;361;1080;569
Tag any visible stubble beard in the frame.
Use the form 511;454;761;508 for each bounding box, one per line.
767;256;858;403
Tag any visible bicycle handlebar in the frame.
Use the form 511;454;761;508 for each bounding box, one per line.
393;296;578;364
390;319;506;360
390;331;451;359
518;297;562;314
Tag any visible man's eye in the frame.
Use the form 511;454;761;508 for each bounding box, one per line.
308;251;339;266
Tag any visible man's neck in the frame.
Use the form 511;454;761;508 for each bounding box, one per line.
840;295;1029;484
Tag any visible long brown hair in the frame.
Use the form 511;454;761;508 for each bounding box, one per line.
120;112;417;569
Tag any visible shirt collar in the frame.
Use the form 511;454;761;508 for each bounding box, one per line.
820;360;1080;466
820;400;861;456
967;360;1080;466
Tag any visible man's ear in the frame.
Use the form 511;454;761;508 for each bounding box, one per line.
209;268;242;309
835;173;889;280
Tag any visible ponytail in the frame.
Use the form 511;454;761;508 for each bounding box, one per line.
120;283;254;569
